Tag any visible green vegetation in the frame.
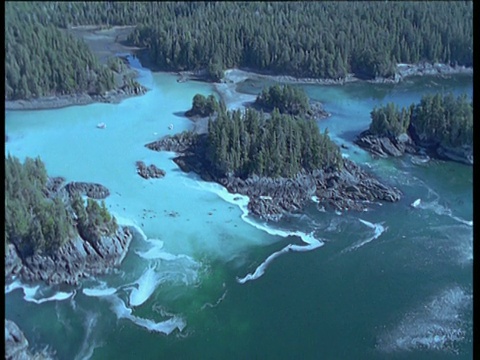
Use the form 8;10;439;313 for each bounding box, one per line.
255;84;310;116
185;94;220;117
369;93;473;148
206;107;343;178
5;155;118;257
369;103;411;137
5;2;118;100
6;2;472;86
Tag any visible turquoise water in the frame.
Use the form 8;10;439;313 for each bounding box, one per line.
5;67;472;359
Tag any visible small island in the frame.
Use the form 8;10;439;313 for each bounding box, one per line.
147;103;401;220
5;155;132;286
355;93;473;165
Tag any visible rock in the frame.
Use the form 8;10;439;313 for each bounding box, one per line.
6;227;132;286
135;161;166;179
65;181;110;199
5;319;54;360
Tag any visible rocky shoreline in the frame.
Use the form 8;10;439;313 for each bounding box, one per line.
146;134;402;221
5;178;133;287
355;129;473;165
5;80;147;111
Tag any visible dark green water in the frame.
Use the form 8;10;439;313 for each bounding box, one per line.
5;71;472;360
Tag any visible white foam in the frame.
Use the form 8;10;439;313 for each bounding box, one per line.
5;279;74;304
111;213;147;241
107;294;186;335
135;238;195;261
82;287;117;297
411;198;421;208
311;195;320;204
415;200;472;227
343;219;385;252
129;265;162;307
190;180;325;283
237;231;323;284
377;286;472;354
74;311;101;360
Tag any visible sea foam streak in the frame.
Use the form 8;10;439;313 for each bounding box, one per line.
343;219;385;252
189;180;324;283
129;265;162;307
5;279;74;304
376;286;472;354
107;294;186;335
414;200;472;227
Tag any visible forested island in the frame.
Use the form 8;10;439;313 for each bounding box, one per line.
147;106;401;220
355;93;473;165
5;155;132;286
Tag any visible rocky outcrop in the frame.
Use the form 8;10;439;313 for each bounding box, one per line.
146;133;402;220
355;128;473;165
5;227;132;286
135;161;166;179
65;181;110;199
354;130;418;158
5;319;54;360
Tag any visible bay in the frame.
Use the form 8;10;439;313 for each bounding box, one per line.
5;68;472;359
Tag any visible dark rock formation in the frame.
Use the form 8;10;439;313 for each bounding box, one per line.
5;319;54;360
355;128;473;165
65;181;110;199
5;227;132;286
146;133;402;220
135;161;166;179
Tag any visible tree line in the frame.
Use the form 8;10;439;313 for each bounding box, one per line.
5;2;118;100
6;2;472;96
19;1;471;79
369;93;473;148
5;155;117;257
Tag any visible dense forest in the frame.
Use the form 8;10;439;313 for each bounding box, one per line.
255;84;311;116
5;2;119;100
185;94;220;117
5;1;472;92
369;93;473;148
5;155;117;257
205;107;343;178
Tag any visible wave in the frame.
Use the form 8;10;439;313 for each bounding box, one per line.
107;294;186;335
128;265;162;307
376;286;472;354
82;287;117;297
343;219;385;252
135;238;196;262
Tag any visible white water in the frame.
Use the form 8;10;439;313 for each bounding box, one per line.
342;218;385;252
377;286;472;354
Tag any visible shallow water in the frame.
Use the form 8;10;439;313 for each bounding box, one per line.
5;67;472;359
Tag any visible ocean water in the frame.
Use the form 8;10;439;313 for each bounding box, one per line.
5;66;472;360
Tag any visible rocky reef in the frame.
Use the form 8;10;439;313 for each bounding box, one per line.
135;161;166;179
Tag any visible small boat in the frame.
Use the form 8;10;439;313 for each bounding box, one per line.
97;122;106;129
168;124;174;130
